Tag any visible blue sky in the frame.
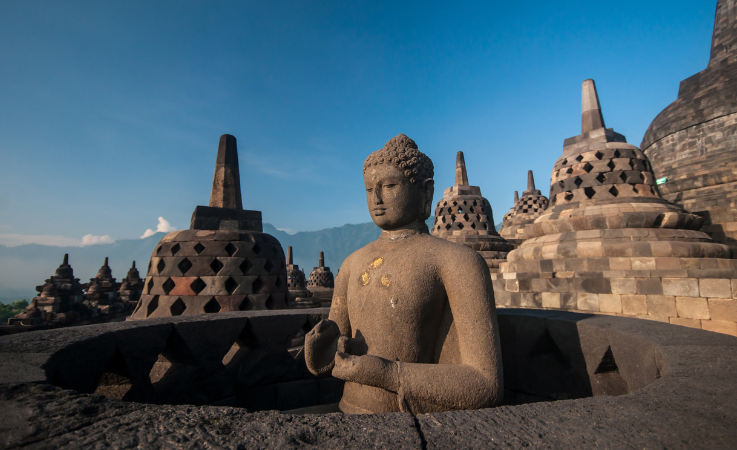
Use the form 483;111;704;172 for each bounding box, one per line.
0;0;717;245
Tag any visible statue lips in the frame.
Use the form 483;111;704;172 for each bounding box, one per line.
372;208;386;216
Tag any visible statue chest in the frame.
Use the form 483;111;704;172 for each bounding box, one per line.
344;252;444;340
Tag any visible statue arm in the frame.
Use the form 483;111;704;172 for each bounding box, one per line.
328;263;351;336
397;250;503;412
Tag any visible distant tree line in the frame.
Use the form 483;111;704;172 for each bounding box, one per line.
0;300;29;323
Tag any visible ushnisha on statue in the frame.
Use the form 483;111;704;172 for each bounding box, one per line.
304;134;503;414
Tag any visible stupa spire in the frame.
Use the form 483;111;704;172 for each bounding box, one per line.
514;191;519;203
581;79;606;133
103;257;109;266
319;252;325;268
209;134;243;210
527;170;536;191
455;152;469;186
287;246;293;265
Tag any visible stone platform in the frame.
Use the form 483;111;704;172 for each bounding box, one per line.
2;309;737;448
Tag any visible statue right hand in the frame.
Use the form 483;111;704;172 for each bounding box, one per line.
304;319;340;377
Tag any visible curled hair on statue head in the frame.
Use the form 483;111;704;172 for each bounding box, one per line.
363;134;434;185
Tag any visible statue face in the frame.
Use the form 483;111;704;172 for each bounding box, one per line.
364;164;430;230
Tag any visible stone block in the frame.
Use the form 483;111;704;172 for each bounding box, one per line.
505;280;519;292
708;299;737;322
561;293;577;309
520;292;541;308
632;258;657;270
622;295;648;315
637;279;663;295
647;295;677;317
611;278;636;295
494;290;512;306
542;292;561;309
733;279;737;298
577;293;599;311
599;294;622;313
654;257;683;270
701;319;737;337
639;314;670;323
662;278;699;297
609;257;631;270
669;317;702;329
676;297;710;320
699;279;732;298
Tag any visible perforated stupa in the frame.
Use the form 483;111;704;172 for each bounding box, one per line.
129;134;289;320
431;151;513;271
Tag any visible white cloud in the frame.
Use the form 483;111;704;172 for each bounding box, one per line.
81;234;115;245
0;234;116;247
276;227;297;235
141;217;177;239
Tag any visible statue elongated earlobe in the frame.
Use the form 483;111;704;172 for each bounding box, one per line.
423;179;435;219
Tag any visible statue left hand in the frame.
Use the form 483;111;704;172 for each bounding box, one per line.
333;335;399;393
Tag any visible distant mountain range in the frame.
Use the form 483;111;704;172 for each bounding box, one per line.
0;219;502;304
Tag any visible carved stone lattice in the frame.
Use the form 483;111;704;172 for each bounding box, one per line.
432;152;513;272
129;135;289;320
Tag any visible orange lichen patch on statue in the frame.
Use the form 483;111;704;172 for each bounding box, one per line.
370;257;384;268
361;272;370;285
381;274;391;287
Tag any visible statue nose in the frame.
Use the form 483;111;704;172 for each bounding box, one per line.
373;189;383;204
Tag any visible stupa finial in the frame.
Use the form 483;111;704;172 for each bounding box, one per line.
287;246;293;265
209;134;243;210
527;170;536;191
455;152;468;186
319;252;324;268
132;261;136;269
581;79;606;133
62;253;68;265
514;191;519;203
103;257;109;266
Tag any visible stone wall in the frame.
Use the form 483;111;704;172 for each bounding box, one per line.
493;256;737;336
3;309;737;448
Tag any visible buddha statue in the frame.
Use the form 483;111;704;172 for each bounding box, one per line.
304;134;503;414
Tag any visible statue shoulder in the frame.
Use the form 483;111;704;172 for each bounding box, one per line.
340;240;381;272
422;234;488;271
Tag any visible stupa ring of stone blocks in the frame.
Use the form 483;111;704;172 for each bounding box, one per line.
133;229;288;319
2;308;737;448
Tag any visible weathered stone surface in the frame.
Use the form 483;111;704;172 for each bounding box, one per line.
305;135;503;415
2;310;737;448
495;76;736;334
641;0;737;252
131;135;289;320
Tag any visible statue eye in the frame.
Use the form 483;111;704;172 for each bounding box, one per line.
384;184;396;189
366;188;374;193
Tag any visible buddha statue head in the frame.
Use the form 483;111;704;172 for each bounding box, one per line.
362;134;434;231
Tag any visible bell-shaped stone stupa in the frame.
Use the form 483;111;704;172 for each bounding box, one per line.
9;254;87;325
118;261;145;306
307;252;334;305
85;257;121;305
494;80;735;329
641;0;737;253
285;246;320;308
129;134;289;320
500;171;550;247
431;151;513;272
